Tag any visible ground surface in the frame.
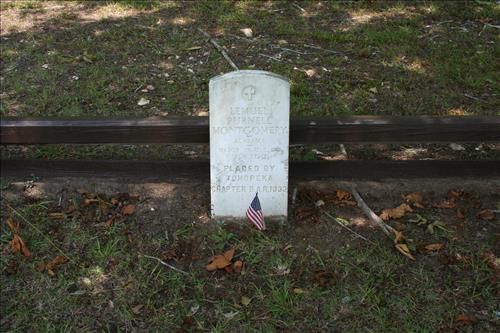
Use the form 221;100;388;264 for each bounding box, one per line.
1;2;499;332
1;177;499;332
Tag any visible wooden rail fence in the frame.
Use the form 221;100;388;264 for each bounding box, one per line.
1;116;499;180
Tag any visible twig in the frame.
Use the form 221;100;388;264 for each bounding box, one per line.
348;186;394;237
259;53;282;62
302;192;373;244
143;254;189;275
272;45;308;55
228;33;255;43
319;208;376;245
197;28;239;71
463;93;483;101
293;2;306;13
303;44;344;54
6;204;70;259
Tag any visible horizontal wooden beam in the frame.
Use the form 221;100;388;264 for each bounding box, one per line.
2;159;499;182
1;116;499;144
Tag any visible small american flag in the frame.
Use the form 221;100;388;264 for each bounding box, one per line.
246;193;265;230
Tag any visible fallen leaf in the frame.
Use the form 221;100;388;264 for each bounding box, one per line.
137;97;150;106
132;304;144;314
105;218;114;227
369;87;378;94
456;209;465;219
39;255;68;277
46;255;68;271
314;270;337;287
477;209;494;220
9;234;32;258
455;314;475;325
392;229;405;244
395;243;416;260
36;262;46;272
424;243;444;251
110;198;119;205
482;252;500;275
336;190;351;201
223;311;239;320
380;203;413;221
434;200;456;209
48;212;65;220
404;192;424;208
6;217;20;234
206;249;235;271
223;248;235;261
65;205;76;215
293;288;306;294
84;198;99;206
121;204;135;215
233;260;243;273
240;28;253;38
304;69;316;78
241;296;251;306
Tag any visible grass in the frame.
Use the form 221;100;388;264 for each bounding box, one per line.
1;1;498;118
2;184;498;331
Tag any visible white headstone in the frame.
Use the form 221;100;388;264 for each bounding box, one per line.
210;70;290;219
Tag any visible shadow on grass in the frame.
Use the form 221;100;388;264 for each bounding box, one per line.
0;1;498;117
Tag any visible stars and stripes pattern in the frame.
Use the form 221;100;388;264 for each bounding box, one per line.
246;193;265;230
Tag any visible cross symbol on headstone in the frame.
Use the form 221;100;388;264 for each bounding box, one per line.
242;86;256;101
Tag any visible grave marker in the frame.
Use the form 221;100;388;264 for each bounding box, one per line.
210;70;290;219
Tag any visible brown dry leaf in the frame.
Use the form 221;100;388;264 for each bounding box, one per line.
111;198;119;205
6;217;20;234
41;255;68;277
336;190;351;201
206;255;230;271
105;218;114;228
223;248;235;261
84;198;99;206
65;205;76;215
46;255;68;271
240;296;251;306
206;248;236;272
456;209;465;219
292;288;306;294
434;200;456;209
233;260;243;273
9;234;32;258
477;209;494;220
455;314;475;326
121;204;136;215
482;252;500;275
380;204;413;221
449;190;462;200
48;212;65;220
404;192;424;208
314;270;337;287
131;304;144;314
36;262;46;272
395;243;416;260
392;229;405;244
424;243;444;251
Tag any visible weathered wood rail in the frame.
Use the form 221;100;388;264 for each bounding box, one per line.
2;116;499;144
1;116;499;180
